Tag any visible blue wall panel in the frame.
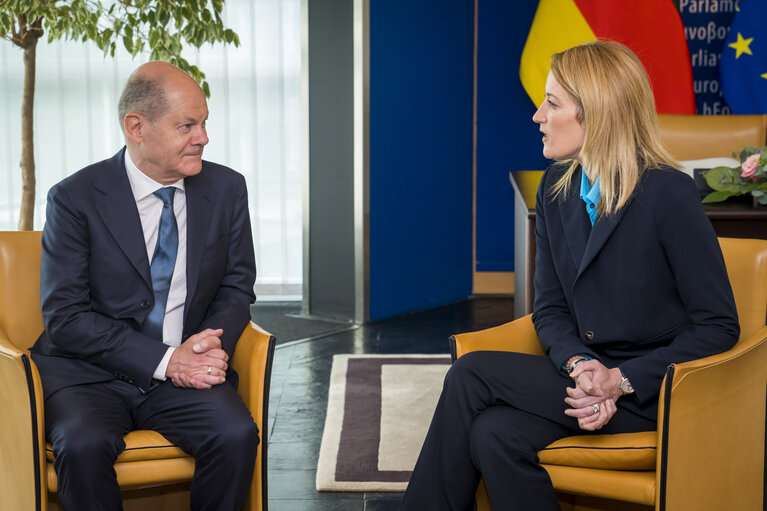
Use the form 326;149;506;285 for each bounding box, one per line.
475;0;549;272
369;0;474;322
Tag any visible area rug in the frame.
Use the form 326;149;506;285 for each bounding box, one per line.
316;354;451;492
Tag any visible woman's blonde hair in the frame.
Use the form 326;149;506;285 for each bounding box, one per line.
548;40;677;216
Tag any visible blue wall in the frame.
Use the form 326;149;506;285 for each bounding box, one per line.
369;0;475;322
475;0;549;272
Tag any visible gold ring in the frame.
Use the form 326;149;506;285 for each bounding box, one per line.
207;366;212;375
592;403;600;414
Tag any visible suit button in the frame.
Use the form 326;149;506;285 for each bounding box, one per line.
140;299;150;309
585;331;595;341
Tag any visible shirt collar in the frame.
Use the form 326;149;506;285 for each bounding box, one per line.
124;149;185;202
579;168;601;206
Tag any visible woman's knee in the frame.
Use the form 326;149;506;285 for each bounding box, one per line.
446;351;489;389
469;407;533;467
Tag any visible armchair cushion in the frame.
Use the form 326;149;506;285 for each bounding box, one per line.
538;431;656;471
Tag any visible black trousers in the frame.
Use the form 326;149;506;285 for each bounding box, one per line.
45;378;259;511
401;351;656;511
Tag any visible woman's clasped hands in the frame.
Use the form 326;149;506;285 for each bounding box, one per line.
564;359;624;431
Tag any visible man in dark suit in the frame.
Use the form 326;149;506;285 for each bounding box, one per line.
31;61;258;510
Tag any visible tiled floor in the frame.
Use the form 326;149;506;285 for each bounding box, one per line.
263;297;514;510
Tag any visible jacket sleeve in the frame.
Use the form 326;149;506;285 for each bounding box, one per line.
40;184;169;390
531;168;601;373
618;173;739;406
194;174;257;359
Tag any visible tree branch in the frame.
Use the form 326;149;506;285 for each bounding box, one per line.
10;14;19;42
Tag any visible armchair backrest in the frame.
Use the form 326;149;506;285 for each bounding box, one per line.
658;114;767;160
0;231;44;350
719;237;767;341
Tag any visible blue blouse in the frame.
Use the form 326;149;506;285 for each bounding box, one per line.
579;169;601;225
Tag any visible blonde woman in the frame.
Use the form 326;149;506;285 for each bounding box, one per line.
401;41;739;510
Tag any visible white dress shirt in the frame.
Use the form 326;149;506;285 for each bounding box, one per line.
124;151;187;381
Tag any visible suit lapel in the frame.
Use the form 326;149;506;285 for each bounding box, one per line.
94;149;152;288
575;194;629;282
558;167;590;271
184;166;215;324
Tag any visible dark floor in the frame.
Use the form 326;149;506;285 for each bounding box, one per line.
265;296;514;510
252;302;353;344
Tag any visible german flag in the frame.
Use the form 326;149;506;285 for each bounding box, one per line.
520;0;696;114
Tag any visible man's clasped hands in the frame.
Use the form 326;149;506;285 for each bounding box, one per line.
166;328;230;389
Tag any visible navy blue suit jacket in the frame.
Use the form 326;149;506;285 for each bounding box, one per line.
532;163;739;420
31;148;257;399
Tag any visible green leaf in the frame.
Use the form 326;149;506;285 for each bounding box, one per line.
703;166;740;192
702;190;736;203
752;190;765;197
0;12;12;32
738;146;757;162
759;194;767;205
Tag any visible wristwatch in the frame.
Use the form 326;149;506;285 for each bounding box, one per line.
619;369;635;395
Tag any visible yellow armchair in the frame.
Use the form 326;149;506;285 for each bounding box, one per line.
451;237;767;511
657;114;767;160
0;231;276;511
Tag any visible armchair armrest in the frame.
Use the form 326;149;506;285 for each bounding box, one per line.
0;325;47;510
450;314;545;361
658;325;767;511
231;321;276;511
232;321;276;423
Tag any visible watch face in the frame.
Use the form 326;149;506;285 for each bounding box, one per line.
620;378;634;394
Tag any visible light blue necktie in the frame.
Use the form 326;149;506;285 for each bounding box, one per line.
142;187;178;342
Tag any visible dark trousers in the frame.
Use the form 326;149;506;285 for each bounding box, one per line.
401;351;656;511
45;378;259;511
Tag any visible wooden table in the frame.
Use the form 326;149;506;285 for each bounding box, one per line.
510;170;767;319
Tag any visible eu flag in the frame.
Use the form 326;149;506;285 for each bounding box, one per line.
720;2;767;114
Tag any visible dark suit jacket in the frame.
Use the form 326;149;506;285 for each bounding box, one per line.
31;148;257;399
532;163;739;420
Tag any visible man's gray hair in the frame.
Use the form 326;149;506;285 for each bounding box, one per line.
117;74;169;129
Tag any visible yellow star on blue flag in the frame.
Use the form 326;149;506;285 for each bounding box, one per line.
720;3;767;113
728;33;753;59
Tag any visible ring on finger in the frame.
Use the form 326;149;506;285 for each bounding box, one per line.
591;403;600;414
207;365;212;375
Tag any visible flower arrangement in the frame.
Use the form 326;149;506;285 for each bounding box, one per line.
702;146;767;205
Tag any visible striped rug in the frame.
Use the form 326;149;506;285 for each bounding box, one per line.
316;354;451;492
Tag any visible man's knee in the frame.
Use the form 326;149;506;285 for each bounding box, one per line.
214;415;260;455
51;424;123;469
234;417;260;450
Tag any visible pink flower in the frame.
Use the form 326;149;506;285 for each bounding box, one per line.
741;153;761;178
